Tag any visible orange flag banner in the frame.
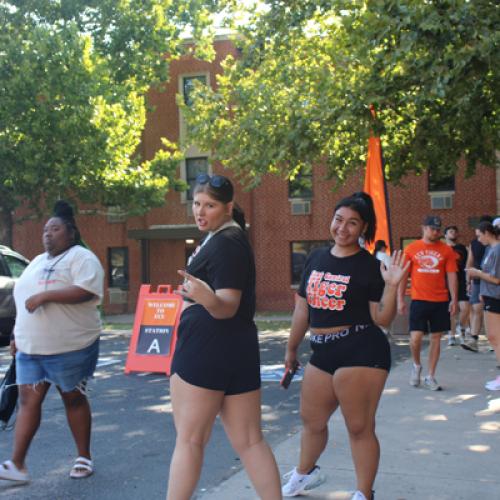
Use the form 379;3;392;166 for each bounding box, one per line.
363;135;392;254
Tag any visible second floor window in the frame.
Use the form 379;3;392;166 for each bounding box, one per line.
289;165;313;199
186;157;209;200
183;75;207;106
428;169;455;192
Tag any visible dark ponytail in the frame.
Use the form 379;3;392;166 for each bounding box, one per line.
334;191;377;244
232;203;246;231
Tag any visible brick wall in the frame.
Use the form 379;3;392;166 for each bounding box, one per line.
11;39;498;315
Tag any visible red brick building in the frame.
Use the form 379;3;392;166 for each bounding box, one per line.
12;38;499;314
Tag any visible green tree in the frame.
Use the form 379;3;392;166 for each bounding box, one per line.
183;0;499;188
0;0;227;245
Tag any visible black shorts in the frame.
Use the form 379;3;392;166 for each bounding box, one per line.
171;306;261;395
449;277;468;302
309;324;391;375
482;296;500;314
409;300;450;333
457;278;468;302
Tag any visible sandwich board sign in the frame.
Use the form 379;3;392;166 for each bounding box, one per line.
125;284;182;376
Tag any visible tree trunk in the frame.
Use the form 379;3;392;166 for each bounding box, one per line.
0;206;13;247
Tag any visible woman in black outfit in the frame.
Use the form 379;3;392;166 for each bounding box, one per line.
282;192;408;500
166;174;281;500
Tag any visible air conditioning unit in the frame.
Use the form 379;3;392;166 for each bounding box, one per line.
290;199;311;215
108;288;128;305
430;192;453;210
106;206;126;223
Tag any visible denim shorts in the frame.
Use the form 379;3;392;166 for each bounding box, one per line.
16;339;99;393
469;283;481;305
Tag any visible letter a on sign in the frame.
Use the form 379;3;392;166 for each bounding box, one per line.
147;339;161;354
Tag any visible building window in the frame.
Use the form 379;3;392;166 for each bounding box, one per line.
183;75;207;106
428;170;455;192
108;247;129;290
428;170;455;210
289;165;313;199
291;241;330;286
186;157;209;200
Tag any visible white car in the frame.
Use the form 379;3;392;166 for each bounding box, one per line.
0;245;30;346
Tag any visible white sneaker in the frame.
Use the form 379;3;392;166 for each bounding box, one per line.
409;364;422;387
281;466;325;497
447;336;456;346
485;376;500;391
461;338;478;352
351;490;374;500
424;375;442;391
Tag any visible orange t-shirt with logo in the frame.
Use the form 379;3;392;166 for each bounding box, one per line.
404;240;458;302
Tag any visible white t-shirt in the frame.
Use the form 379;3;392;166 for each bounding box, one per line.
13;245;104;355
375;250;391;268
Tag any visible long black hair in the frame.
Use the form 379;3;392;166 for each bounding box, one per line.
52;200;83;246
193;175;246;231
334;191;377;244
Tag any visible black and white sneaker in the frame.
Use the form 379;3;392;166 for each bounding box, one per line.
281;466;325;497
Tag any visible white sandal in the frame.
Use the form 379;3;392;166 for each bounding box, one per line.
69;456;93;479
0;460;29;482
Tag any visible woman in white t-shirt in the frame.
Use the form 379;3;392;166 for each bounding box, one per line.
0;201;104;484
374;240;391;268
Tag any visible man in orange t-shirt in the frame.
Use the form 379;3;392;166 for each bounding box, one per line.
398;215;458;391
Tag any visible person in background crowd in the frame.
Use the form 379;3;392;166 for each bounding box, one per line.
166;174;281;500
373;240;391;268
0;201;104;483
464;215;493;352
281;192;408;500
466;221;500;391
398;215;458;391
444;226;470;346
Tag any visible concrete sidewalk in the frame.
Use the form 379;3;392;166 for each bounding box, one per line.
199;338;500;500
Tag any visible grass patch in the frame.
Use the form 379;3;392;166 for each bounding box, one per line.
256;320;291;332
103;322;133;331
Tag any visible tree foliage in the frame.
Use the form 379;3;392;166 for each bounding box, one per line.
0;0;227;244
183;0;499;187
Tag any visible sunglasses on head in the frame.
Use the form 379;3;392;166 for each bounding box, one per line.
196;173;230;188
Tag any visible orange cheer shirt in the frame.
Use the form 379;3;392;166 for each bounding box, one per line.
404;239;458;302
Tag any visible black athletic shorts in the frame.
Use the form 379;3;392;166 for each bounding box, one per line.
482;296;500;314
171;305;261;395
449;276;468;302
308;324;391;375
457;278;468;302
409;300;450;333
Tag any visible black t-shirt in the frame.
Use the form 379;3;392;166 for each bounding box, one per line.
451;243;468;286
298;247;384;328
186;226;256;323
470;239;487;285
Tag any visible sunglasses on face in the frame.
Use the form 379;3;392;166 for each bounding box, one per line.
195;173;230;189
